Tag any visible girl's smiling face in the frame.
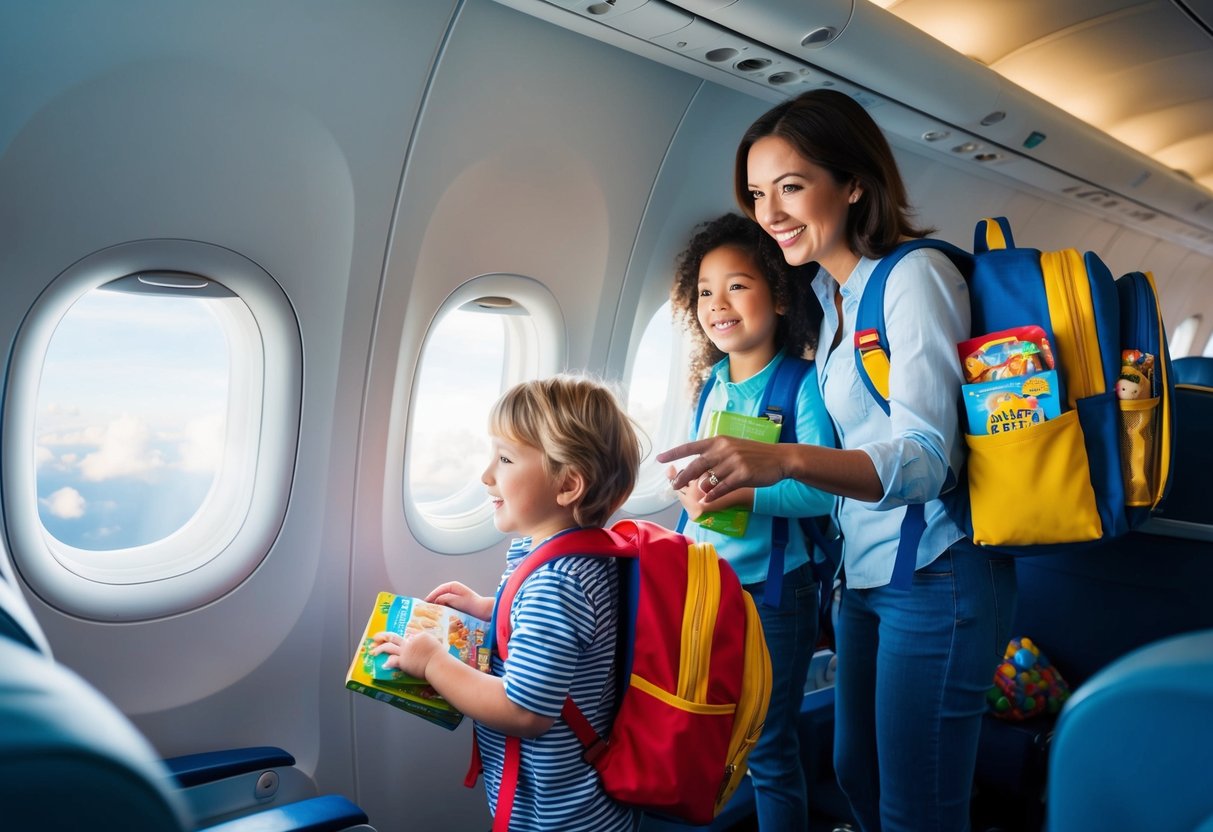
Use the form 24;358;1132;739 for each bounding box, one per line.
746;134;860;281
696;244;780;371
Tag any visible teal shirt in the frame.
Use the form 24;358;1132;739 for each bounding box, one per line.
684;349;836;585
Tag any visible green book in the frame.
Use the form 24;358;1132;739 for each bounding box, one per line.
344;591;491;731
694;410;782;538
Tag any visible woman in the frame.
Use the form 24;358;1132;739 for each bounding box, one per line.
659;89;1016;832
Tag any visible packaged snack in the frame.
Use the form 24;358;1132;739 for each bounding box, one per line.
958;325;1055;385
963;370;1062;435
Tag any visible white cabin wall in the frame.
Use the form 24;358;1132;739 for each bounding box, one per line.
350;2;706;826
0;0;461;800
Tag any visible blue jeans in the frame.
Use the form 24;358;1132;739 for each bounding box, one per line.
743;561;819;832
833;542;1016;832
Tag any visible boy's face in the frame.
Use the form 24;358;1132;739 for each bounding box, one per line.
482;433;572;542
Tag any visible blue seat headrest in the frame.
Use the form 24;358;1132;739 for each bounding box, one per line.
0;638;191;831
1048;629;1213;831
1172;356;1213;388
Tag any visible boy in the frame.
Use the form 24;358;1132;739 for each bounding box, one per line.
372;375;642;831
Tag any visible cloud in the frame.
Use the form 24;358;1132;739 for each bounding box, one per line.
41;487;86;519
78;414;165;481
35;446;53;467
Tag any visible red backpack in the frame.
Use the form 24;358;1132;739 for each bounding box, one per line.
471;518;771;828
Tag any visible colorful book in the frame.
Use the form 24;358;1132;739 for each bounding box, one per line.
962;369;1062;435
694;410;782;538
344;591;491;730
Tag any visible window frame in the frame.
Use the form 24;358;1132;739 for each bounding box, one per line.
2;239;301;621
1169;314;1202;358
397;274;565;555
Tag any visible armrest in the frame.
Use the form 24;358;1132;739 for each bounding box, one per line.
164;747;296;789
199;795;369;832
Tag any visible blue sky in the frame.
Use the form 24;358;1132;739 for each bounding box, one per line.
35;289;229;550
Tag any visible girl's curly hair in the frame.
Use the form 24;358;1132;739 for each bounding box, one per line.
670;212;821;398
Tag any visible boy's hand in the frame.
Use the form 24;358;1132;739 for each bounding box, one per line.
666;464;705;521
369;631;444;680
425;582;493;621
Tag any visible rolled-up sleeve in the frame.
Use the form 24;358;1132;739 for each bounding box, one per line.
858;250;970;509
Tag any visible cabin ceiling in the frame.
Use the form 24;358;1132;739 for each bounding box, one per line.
874;0;1213;194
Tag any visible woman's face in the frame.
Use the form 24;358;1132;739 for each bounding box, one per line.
746;135;860;279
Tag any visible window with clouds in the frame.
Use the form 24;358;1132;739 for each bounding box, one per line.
399;276;563;555
36;288;231;550
3;241;300;621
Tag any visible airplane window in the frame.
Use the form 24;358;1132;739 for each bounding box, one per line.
623;301;693;516
35;282;237;550
408;308;506;511
3;241;300;621
1169;314;1201;358
402;276;563;554
1201;331;1213;358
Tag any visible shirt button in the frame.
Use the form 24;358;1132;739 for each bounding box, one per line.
726;401;735;410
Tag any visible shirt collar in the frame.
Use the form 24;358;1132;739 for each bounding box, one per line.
708;347;789;397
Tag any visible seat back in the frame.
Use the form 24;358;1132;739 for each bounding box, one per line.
0;637;191;831
0;558;51;655
1171;355;1213;387
1047;629;1213;831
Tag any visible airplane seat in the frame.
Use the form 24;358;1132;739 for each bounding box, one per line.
0;557;375;831
0;569;52;655
1171;355;1213;387
972;377;1213;831
1046;628;1213;831
0;635;373;832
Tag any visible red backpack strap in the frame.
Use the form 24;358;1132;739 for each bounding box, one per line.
493;526;631;659
493;735;523;832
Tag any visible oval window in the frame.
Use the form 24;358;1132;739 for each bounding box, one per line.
3;241;300;620
402;276;564;554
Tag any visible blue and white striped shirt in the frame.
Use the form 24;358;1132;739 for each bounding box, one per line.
475;535;640;831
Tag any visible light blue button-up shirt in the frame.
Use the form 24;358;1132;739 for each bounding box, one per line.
684;349;836;585
812;248;970;589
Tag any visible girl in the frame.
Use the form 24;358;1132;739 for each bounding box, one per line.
660;90;1016;832
667;212;834;832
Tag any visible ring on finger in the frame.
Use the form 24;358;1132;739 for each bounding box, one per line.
708;470;720;487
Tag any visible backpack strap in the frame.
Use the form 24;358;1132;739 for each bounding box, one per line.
852;234;981;590
676;375;717;535
761;356;814;609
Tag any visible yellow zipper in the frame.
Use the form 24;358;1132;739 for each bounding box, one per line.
678;542;720;702
1042;249;1104;406
1144;271;1171;507
715;590;772;813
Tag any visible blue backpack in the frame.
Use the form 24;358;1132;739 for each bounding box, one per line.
678;356;840;631
853;217;1174;588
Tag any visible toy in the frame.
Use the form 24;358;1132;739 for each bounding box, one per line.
986;636;1071;721
1117;349;1155;400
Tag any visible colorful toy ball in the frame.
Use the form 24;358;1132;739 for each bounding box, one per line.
987;636;1071;721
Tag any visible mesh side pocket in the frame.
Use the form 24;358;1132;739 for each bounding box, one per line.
1118;397;1158;506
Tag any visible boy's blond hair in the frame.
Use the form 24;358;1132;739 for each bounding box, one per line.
489;375;642;529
